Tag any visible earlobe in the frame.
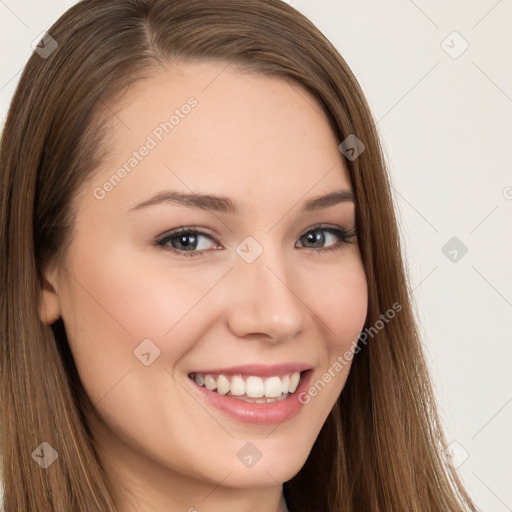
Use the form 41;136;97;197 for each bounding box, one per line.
38;268;61;325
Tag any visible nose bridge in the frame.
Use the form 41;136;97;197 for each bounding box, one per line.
227;238;306;341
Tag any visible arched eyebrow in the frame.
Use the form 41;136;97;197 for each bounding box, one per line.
128;188;355;214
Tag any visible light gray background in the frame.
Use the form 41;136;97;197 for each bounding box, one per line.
1;1;511;510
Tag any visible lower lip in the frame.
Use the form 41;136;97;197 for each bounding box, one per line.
188;370;313;425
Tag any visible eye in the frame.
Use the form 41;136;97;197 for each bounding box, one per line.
295;225;357;254
155;224;356;258
155;227;219;258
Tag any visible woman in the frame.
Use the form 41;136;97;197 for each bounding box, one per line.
0;0;477;511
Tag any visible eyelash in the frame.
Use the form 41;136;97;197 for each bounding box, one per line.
154;224;357;258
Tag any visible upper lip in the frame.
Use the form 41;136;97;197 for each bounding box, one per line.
189;363;313;377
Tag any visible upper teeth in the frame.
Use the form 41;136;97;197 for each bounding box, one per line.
192;372;301;398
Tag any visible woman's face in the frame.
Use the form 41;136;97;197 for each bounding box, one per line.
41;61;368;507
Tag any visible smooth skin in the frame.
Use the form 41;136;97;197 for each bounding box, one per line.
39;61;368;512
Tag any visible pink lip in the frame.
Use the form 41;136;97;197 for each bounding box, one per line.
188;362;313;377
188;369;314;425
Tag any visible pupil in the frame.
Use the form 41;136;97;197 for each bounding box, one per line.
178;235;196;249
307;231;324;247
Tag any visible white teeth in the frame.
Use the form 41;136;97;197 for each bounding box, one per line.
281;375;290;394
265;376;283;398
204;374;217;391
191;371;303;400
246;376;264;397
230;375;245;396
289;372;300;393
216;374;230;395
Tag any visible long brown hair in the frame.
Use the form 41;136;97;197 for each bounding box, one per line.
0;1;477;510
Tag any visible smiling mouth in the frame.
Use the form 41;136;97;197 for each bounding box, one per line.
188;371;305;404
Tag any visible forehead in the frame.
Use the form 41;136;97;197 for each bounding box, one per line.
86;61;351;212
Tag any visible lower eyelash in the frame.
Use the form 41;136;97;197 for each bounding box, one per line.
156;227;356;258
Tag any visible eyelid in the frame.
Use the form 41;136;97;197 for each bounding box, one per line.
155;223;355;244
297;223;353;238
155;226;218;244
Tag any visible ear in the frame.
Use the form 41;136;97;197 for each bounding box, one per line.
39;264;62;325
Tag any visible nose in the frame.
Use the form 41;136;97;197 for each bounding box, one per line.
225;246;306;343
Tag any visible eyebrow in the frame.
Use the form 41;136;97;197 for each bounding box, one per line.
129;188;355;214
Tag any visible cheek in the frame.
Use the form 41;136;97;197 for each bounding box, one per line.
297;254;367;411
58;246;228;391
313;255;368;350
